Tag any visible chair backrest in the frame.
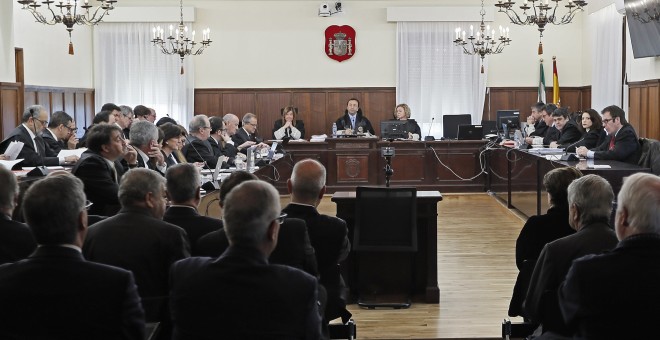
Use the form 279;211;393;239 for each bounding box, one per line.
354;186;417;252
637;138;660;176
198;190;221;219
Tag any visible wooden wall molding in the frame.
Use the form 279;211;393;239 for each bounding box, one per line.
1;82;22;139
628;79;659;139
24;85;95;136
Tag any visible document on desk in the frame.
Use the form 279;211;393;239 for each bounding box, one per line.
588;164;611;169
0;159;23;170
3;141;24;160
58;148;87;158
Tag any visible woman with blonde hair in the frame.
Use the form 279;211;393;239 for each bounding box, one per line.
393;103;421;140
272;106;305;140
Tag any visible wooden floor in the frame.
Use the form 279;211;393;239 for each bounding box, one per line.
297;193;527;339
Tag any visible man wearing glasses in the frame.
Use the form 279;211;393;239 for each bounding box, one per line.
232;112;268;154
41;111;79;154
181;114;226;169
0;105;78;167
576;105;640;163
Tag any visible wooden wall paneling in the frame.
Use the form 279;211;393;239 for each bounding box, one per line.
194;92;222;116
256;92;292;140
63;91;75;116
581;87;591;110
628;80;660;140
647;82;659;139
36;91;51;114
292;91;327;137
327;91;362;123
1;84;20;139
558;89;581;112
363;91;396;136
15;48;24;118
74;92;87;137
512;90;538;122
51;91;64;113
222;93;255;119
24;90;36;108
84;91;95;129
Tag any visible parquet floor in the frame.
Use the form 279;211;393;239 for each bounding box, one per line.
303;193;527;339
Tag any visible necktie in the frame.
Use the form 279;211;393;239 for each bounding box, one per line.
351;116;356;129
608;135;615;151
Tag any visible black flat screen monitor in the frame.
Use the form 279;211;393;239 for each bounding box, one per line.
380;120;408;139
498;115;520;139
443;114;472;139
496;110;520;132
457;124;484;140
481;120;497;137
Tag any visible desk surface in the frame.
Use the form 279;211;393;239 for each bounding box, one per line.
331;190;443;200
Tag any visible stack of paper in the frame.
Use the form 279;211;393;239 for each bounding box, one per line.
310;134;327;142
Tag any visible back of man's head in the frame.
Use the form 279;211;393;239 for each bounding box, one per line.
0;167;18;214
567;174;614;228
133;105;151;119
23;173;86;245
223;180;280;247
543;103;558;115
118;169;166;213
543;167;583;208
47;111;73;129
616;173;660;237
290;159;326;203
532;102;545;112
101;103;121;113
166;164;200;204
86;124;122;154
209;116;224;134
93;111;112;124
129;120;158;148
219;171;258;206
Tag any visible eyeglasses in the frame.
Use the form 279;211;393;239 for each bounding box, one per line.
246;122;258;127
35;118;48;126
274;213;287;225
84;200;94;210
602;118;614;124
65;125;78;133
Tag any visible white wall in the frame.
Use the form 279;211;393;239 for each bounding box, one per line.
12;2;93;88
0;1;15;83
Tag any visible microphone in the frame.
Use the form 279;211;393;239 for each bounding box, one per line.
563;136;586;153
424;117;435;141
27;108;49;177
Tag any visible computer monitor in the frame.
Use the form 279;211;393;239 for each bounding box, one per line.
496;110;520;132
380;120;408;139
498;115;520;140
480;120;498;137
457;124;484;140
443;114;472;139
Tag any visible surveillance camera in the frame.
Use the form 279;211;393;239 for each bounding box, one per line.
319;3;331;17
335;1;342;12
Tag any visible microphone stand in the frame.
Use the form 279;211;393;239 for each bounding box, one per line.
424;117;435;141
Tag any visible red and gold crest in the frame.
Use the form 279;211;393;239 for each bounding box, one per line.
324;25;356;62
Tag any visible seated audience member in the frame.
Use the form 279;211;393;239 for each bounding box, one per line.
576;105;640;163
208;116;235;165
549;108;582;149
0;173;145;339
195;171;317;274
283;158;353;323
170;180;323;339
565;109;606;153
525;103;559;147
119;105;134;139
273;106;305;140
83;168;190;323
156;116;177;127
133;104;156;123
160;123;184;167
393;103;421;140
130;120;166;174
0;105;78;167
232;113;268;154
559;173;660;339
41;111;78;154
525;102;545;136
72;124;138;216
78;110;117;148
223;113;251;156
163;164;221;254
509;167;583;317
335;98;375;135
101;103;122;123
0;167;36;265
181;114;224;169
524;175;618;338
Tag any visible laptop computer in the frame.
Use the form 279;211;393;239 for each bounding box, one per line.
457;124;483;140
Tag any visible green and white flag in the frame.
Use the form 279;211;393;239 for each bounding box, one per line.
538;60;546;103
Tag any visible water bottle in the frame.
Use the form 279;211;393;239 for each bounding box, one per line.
332;122;337;137
513;129;521;148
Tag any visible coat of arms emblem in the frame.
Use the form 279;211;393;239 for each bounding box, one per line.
324;25;356;62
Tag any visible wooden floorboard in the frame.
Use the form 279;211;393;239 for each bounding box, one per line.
282;193;527;339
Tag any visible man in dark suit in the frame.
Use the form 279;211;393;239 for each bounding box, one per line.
41;110;78;154
0;173;145;339
282;158;352;324
231;112;268;154
524;175;618;338
525;103;558;147
0;167;36;265
129;120;166;174
0;105;78;167
549;107;583;149
577;105;640;163
72;124;138;216
524;102;545;136
170;180;322;339
181;114;224;169
335;98;375;135
559;173;660;339
207;116;236;166
196;171;318;274
163;164;221;254
83;168;190;323
222;113;250;156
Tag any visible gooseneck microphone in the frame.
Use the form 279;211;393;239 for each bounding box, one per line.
184;135;211;169
424;117;436;141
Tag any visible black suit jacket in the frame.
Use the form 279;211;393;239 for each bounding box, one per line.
0;125;59;167
524;221;617;336
529;120;548;137
401;119;422;137
282;203;351;321
231;128;262;154
509;206;575;317
0;216;37;265
163;206;221;256
196;218;318;276
83;208;191;321
207;136;235;166
72;150;126;216
272;120;306;139
169;245;322;340
592;124;640;163
0;246;145;339
181;135;218;169
559;234;660;339
40;128;66;155
565;128;606;153
335;112;375;135
555;120;583;149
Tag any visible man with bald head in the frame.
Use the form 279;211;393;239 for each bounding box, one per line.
170;180;322;339
223;113;254;155
282;158;352;324
559;173;660;338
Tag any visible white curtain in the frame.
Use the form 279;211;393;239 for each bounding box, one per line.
591;4;623;112
93;22;194;128
397;21;488;139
